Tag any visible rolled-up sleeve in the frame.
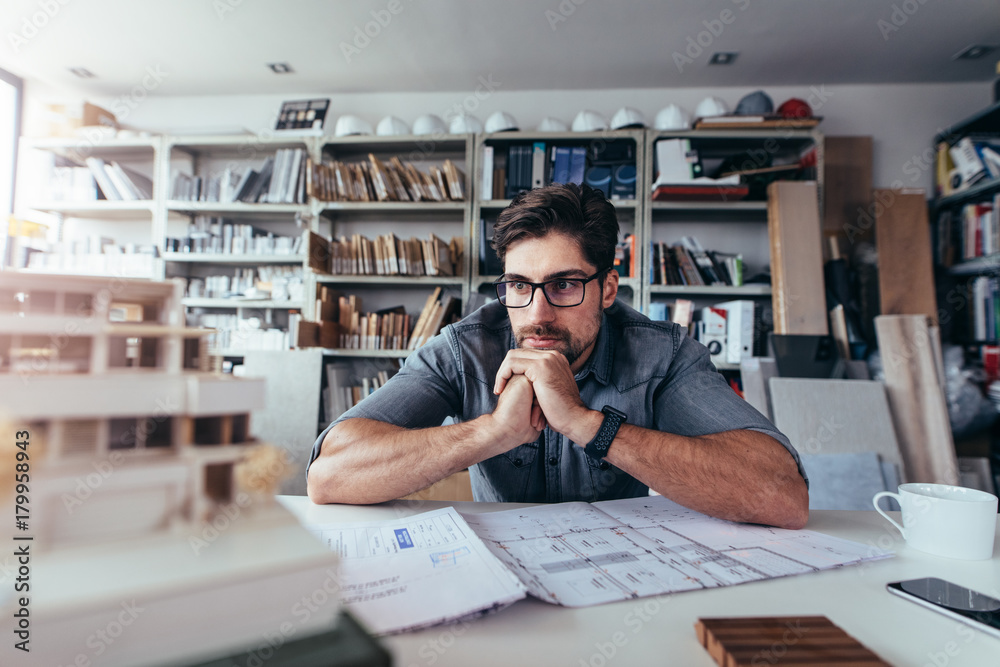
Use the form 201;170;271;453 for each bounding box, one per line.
654;335;809;487
306;330;463;473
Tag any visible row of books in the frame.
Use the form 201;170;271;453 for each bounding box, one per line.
936;137;1000;198
193;312;292;353
481;143;636;201
652;237;744;286
933;196;1000;266
648;298;769;366
184;267;304;301
48;160;153;202
968;276;1000;344
310;155;465;202
308;232;462;277
322;364;398;423
170;148;309;204
296;289;410;350
166;218;304;256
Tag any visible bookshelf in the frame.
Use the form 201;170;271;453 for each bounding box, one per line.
641;128;823;360
471;129;646;310
930;101;1000;346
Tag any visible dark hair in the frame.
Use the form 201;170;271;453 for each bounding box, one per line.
491;183;619;272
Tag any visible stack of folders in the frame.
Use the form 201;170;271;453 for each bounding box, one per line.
170;148;309;204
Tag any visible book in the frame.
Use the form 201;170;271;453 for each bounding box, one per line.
568;146;587;185
305;495;892;635
531;142;546;189
481;145;494;197
84;157;123;200
552;146;572;184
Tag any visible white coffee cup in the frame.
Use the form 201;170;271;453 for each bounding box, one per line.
873;483;998;560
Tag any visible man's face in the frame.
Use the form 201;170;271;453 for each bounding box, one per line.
502;231;618;373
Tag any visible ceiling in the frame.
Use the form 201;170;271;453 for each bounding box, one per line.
1;0;998;97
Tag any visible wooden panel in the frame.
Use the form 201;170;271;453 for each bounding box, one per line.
874;315;958;484
823;136;873;250
696;616;888;666
875;189;938;323
767;181;828;335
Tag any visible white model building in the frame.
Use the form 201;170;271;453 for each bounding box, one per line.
0;274;340;667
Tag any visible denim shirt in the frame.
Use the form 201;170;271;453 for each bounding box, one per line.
309;299;806;503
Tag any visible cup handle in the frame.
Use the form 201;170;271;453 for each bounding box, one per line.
873;491;905;537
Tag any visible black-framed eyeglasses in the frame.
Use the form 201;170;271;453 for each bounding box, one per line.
494;269;608;308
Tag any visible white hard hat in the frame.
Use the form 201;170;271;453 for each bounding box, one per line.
412;114;447;136
610;107;647;130
448;113;483;134
485;111;519;133
694;96;730;118
536;116;569;132
653;104;692;130
572;110;609;132
376;115;410;136
333;114;373;137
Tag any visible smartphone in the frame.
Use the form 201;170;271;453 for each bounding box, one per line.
887;577;1000;640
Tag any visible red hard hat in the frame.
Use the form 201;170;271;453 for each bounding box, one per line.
777;98;813;119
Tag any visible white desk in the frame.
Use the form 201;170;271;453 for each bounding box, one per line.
279;496;1000;667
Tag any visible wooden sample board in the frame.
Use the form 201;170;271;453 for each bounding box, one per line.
875;189;939;324
696;616;889;666
767;181;828;335
823;136;873;248
874;315;958;484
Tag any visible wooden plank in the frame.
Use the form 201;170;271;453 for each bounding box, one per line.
875;189;938;324
767;181;828;335
874;315;958;484
823;136;873;252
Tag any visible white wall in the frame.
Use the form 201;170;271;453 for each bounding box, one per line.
55;81;992;192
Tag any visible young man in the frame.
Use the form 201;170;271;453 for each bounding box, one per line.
307;184;809;529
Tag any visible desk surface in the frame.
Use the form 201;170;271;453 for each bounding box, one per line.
278;496;1000;667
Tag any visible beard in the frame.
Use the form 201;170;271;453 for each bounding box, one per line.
513;306;603;368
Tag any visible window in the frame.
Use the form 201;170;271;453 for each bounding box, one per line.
0;69;21;264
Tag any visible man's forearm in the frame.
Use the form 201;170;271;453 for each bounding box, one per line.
307;417;501;504
600;423;809;529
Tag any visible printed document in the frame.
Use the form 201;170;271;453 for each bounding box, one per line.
306;507;526;635
460;495;893;607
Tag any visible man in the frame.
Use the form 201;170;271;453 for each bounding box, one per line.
308;183;809;529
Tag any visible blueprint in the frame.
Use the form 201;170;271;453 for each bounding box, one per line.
460;495;893;607
307;507;527;635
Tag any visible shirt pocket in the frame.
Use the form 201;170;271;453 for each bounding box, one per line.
585;454;629;500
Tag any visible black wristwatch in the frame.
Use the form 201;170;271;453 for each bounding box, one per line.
584;405;627;460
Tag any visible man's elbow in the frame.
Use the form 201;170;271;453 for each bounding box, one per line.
775;476;810;530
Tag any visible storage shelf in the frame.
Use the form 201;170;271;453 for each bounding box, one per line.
182;298;304;309
933;99;1000;144
319;201;466;213
168;135;312;153
649;284;772;296
934;177;1000;209
314;274;465;286
164;253;305;264
166;201;310;217
480;198;638;210
946;256;1000;276
650;200;768;211
23;136;159;160
320;348;410;359
28;200;156;219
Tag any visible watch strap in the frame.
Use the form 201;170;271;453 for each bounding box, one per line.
584;405;627;460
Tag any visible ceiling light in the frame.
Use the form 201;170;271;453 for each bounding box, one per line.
267;63;294;74
709;53;738;65
68;67;96;78
953;44;996;61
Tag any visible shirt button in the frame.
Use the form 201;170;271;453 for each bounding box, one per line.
599;461;611;470
548;456;558;466
513;458;522;466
